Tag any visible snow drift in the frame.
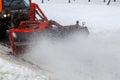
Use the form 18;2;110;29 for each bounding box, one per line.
0;0;120;80
0;51;49;80
23;1;120;80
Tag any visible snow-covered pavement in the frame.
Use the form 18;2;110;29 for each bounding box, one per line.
24;0;120;80
0;0;120;80
0;45;49;80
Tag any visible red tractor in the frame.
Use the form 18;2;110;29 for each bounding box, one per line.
0;0;89;54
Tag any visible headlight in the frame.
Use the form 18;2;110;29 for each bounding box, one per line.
3;14;7;18
7;14;10;17
1;9;11;18
3;13;11;18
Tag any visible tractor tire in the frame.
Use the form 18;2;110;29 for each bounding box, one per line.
0;22;6;41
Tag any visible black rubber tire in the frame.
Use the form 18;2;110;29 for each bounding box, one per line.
0;22;6;41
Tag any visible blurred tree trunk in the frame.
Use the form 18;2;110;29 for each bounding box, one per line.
114;0;116;2
104;0;106;2
42;0;44;3
107;0;111;5
88;0;90;2
68;0;71;3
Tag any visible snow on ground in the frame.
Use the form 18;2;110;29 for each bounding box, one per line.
0;0;120;80
33;0;120;34
23;0;120;80
0;45;49;80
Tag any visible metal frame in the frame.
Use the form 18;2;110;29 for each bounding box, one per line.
9;1;63;54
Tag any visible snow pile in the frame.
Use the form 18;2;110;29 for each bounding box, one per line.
24;32;120;80
0;51;49;80
0;0;120;80
23;1;120;80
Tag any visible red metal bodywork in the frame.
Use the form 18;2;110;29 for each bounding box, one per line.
9;2;63;53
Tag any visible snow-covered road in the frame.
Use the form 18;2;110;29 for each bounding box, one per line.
1;0;120;80
0;47;49;80
24;1;120;80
